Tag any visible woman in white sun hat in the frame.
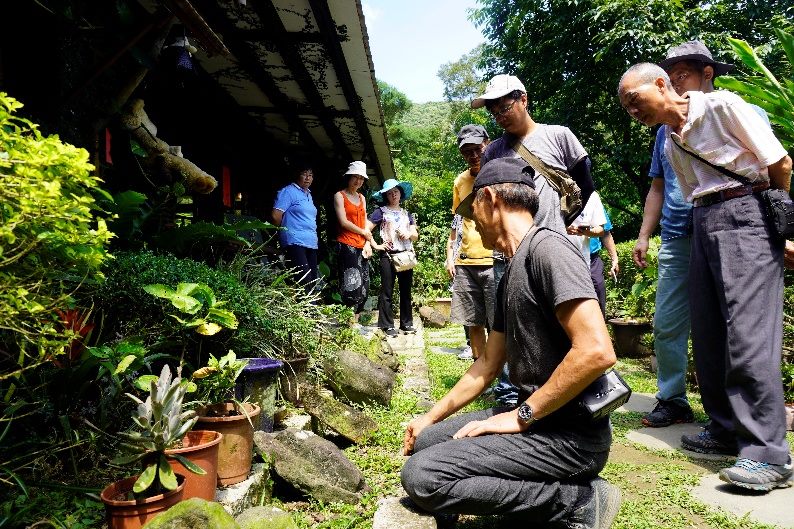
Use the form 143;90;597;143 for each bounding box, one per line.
368;178;418;337
333;161;375;313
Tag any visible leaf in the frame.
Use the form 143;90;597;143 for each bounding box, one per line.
170;454;206;475
129;138;148;157
114;355;137;375
158;455;178;490
207;307;238;329
196;322;222;336
133;463;157;493
110;452;145;466
134;375;159;392
774;28;794;69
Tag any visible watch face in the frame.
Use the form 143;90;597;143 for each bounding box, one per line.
518;403;533;423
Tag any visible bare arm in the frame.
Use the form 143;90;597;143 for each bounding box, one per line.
445;229;457;278
769;155;792;192
402;331;505;454
633;178;664;268
271;209;284;226
601;230;619;276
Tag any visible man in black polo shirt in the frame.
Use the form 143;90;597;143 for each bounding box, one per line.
401;158;621;528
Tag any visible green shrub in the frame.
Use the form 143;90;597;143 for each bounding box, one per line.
412;223;451;305
0;93;112;371
604;237;660;321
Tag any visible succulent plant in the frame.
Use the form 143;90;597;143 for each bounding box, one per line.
112;364;204;496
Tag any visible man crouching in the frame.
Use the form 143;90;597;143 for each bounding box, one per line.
401;157;621;528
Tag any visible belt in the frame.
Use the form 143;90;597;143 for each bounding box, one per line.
693;182;769;208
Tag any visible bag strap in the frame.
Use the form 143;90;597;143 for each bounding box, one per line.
669;134;754;186
512;141;565;195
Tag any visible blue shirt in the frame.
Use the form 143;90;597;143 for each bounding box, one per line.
650;102;769;241
589;209;612;254
273;183;318;249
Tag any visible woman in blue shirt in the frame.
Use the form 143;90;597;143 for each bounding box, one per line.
272;164;318;293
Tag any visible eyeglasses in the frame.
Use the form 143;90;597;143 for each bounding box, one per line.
489;99;518;119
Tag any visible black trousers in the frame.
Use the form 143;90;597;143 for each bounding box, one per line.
378;253;413;330
284;244;318;294
589;253;606;316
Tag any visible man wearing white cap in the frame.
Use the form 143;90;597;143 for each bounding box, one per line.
474;74;594;236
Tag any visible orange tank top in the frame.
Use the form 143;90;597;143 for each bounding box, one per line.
336;191;366;249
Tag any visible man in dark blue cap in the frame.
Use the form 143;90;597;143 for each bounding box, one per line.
402;157;620;528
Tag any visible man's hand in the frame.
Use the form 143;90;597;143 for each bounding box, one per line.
445;259;456;278
609;258;620;278
785;240;794;269
403;414;435;455
632;238;649;268
451;409;528;439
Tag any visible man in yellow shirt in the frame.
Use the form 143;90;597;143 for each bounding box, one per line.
446;125;494;360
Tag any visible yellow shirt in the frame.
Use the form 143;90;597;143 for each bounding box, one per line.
452;169;493;266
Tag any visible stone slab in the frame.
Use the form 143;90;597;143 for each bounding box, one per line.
429;346;462;355
279;413;312;432
616;392;656;414
372;496;437;529
626;423;735;461
691;473;794;528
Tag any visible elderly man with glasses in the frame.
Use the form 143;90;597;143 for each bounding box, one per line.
476;74;595;235
618;62;792;492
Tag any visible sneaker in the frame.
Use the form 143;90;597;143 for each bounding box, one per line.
457;348;473;360
680;430;738;456
642;400;694;427
400;325;417;334
568;477;622;529
719;457;793;491
383;327;399;338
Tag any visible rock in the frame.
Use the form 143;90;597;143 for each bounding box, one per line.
301;386;378;444
368;338;400;371
143;498;238;529
279;413;312;432
215;463;273;517
418;306;448;328
372;497;437;529
254;429;368;504
321;350;395;406
236;506;297;529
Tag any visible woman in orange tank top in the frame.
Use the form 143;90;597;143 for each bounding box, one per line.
333;161;374;312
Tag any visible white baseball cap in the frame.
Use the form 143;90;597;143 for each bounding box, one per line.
344;160;368;178
471;74;526;109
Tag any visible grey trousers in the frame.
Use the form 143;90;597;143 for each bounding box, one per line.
690;194;788;465
401;407;611;524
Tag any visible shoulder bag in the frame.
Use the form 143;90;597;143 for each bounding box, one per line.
512;141;583;226
670;137;794;239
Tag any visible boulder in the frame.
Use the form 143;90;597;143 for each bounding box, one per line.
321;350;395;406
215;463;273;517
369;339;400;371
301;386;378;444
143;498;238;529
254;429;368;504
418;306;448;328
236;506;298;529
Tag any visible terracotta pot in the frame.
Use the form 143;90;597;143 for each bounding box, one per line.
786;404;794;432
165;430;222;500
100;474;185;529
278;357;310;405
196;402;261;486
608;318;653;358
236;358;283;432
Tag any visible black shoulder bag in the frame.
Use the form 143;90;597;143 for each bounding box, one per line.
514;228;632;422
670;136;794;239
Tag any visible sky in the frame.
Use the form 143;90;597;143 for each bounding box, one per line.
362;0;485;103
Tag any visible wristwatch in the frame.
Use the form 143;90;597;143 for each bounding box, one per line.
517;402;536;426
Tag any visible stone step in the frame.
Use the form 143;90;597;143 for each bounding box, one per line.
691;473;794;528
616;391;656;414
372;497;437;529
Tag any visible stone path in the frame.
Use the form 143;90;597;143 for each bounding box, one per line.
620;392;794;528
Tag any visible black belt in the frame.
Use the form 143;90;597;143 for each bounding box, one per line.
693;182;769;208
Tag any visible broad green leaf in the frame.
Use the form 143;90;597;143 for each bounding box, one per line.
114;355;137;375
775;28;794;69
129;138;148;158
158;455;178;490
134;375;159;392
196;322;222;336
170;454;206;475
207;307;238;329
142;284;174;299
133;463;157;493
110;452;145;466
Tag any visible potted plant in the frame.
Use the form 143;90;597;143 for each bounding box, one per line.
101;365;205;529
607;244;658;357
193;350;261;486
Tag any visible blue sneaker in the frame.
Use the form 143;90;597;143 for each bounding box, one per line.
719;457;793;491
680;430;738;456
